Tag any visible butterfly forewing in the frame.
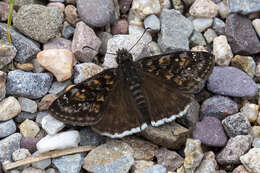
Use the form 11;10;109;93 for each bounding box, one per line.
49;68;117;126
137;51;214;92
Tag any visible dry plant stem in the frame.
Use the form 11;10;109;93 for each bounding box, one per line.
2;146;95;171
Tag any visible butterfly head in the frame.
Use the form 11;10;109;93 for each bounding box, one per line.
116;48;133;64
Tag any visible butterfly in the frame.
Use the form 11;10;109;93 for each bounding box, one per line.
49;49;214;138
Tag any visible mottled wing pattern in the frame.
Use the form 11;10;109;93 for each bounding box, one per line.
138;51;214;92
49;68;117;126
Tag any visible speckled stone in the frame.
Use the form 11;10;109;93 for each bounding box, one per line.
43;37;72;51
53;153;84;173
189;0;219;18
131;0;161;19
0;40;17;69
0;71;6;101
18;97;37;113
0;119;16;138
0;96;21;121
12;148;31;161
240;148;260;173
232;165;251;173
213;35;233;66
131;160;154;173
217;0;230;19
64;4;80;26
231;55;256;78
228;0;260;15
6;70;53;99
192;18;213;33
19;119;40;137
13;4;64;43
240;103;259;123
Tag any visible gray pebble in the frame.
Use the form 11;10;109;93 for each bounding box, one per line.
52;154;84;173
14;112;37;123
0;40;17;69
0;119;16;138
145;165;166;173
228;0;260;15
144;14;160;32
18;97;37;113
48;80;71;95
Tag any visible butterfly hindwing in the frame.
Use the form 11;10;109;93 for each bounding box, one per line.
138;51;214;92
49;68;117;126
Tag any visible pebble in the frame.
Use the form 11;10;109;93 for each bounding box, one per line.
216;135;252;165
232;165;251;173
131;160;154;173
222;113;251;138
217;0;230;19
64;5;80;26
48;80;71;95
0;40;17;69
41;115;65;135
213;35;233;66
37;49;75;82
18;97;37;113
98;32;113;55
231;55;256;78
251;126;260;138
207;66;257;97
13;5;63;43
0;96;21;121
79;127;105;146
240;148;260;173
144;165;166;173
192;18;213;32
36;130;80;153
228;0;260;15
83;140;134;173
15;63;34;72
122;136;158;161
144;14;160;32
21;137;40;153
0;22;40;63
131;0;161;19
0;119;16;138
158;9;193;51
46;168;56;173
203;28;217;44
212;17;225;34
77;0;115;27
43;37;72;51
111;19;129;35
0;133;22;162
37;94;57;111
47;2;65;11
14;112;37;123
0;1;9;21
52;154;84;173
73;63;103;84
21;167;46;173
62;21;75;39
0;71;6;101
12;148;31;161
253;138;260;148
190;31;206;46
241;103;259;123
36;111;49;125
155;148;184;172
19;119;40;137
183;138;204;173
195;151;217;173
72;21;101;62
141;122;190;149
225;14;260;55
6;70;53;99
31;151;51;169
189;0;219;18
252;19;260;38
200;95;238;120
192;116;227;147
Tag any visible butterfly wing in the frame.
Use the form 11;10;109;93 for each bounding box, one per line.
49;68;117;126
137;51;214;92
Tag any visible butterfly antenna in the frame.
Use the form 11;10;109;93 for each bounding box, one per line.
83;45;116;55
128;27;151;52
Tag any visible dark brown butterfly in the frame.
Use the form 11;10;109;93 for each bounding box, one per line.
49;49;214;138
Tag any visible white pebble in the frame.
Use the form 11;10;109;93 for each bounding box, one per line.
41;115;65;135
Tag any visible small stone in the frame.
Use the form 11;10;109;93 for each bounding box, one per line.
19;119;40;137
155;148;184;172
240;148;260;173
0;96;21;121
0;40;17;69
195;151;217;173
141;122;190;150
225;14;260;55
21;137;40;153
0;133;22;162
190;31;206;46
73;63;103;84
78;0;115;27
0;1;9;21
32;59;45;73
6;70;53;99
41;115;65;135
231;55;256;78
158;9;193;51
145;165;167;173
48;80;71;95
141;41;162;57
251;126;260;138
37;49;75;82
83;140;134;173
21;167;46;173
14;112;37;123
228;0;260;15
216;135;252;165
98;32;113;55
119;0;132;14
0;71;6;101
12;148;31;161
32;151;51;169
131;0;161;19
217;0;230;19
253;138;260;148
62;21;75;39
203;28;217;44
222;113;251;137
38;94;57;111
207;66;257;97
52;153;84;173
36;130;80;153
13;4;64;43
144;14;160;32
193;116;227;147
131;160;154;173
18;97;37;113
183;138;204;173
240;103;259;123
111;19;129;35
72;21;101;62
36;111;49;125
252;19;260;38
0;119;16;138
47;2;65;11
213;35;233;66
64;5;80;26
79;127;105;146
232;165;251;173
212;17;225;34
46;168;56;173
172;0;185;13
122;136;158;161
15;63;34;72
189;0;219;18
43;37;72;51
192;18;213;32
